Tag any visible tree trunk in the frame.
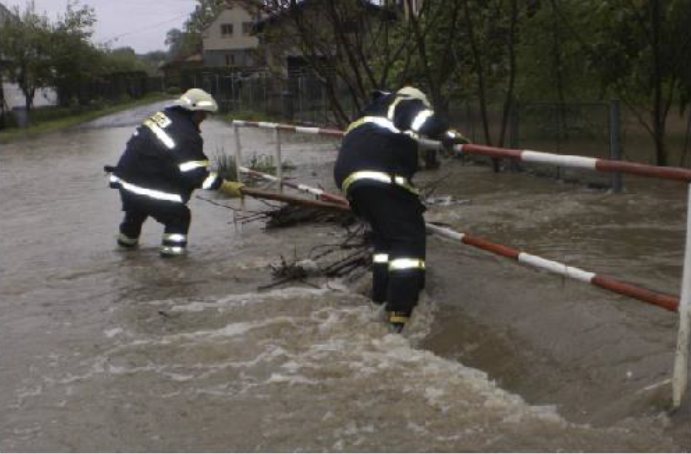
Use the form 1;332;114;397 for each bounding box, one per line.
498;0;519;148
651;0;668;166
463;0;491;146
24;88;35;112
462;0;498;171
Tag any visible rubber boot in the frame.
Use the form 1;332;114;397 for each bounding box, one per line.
117;233;139;249
388;311;410;333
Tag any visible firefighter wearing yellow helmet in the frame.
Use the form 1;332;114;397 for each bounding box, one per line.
106;89;244;257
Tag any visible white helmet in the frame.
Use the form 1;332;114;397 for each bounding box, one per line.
397;86;431;108
174;88;219;113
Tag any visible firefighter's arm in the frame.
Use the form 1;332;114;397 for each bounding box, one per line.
179;163;244;198
393;98;447;138
440;129;470;155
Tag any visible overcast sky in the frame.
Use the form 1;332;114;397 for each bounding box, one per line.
1;0;198;54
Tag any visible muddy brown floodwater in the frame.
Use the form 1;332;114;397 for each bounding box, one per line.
1;101;689;451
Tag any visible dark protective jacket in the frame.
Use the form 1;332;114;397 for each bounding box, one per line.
333;91;449;197
109;106;222;204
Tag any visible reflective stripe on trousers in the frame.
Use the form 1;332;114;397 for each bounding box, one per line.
162;233;188;247
160;246;185;256
388;258;425;271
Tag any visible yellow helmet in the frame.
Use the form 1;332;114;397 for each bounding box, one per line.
174;88;219;113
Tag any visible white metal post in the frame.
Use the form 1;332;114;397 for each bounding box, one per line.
233;122;245;233
274;127;283;193
673;183;691;407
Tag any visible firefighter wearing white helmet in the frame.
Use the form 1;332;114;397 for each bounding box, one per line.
105;88;244;257
333;85;469;332
174;88;219;112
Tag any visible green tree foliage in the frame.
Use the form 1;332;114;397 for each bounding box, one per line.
103;47;147;73
139;50;169;76
49;1;101;106
0;1;159;111
166;0;228;60
165;28;200;60
552;0;691;165
0;1;52;110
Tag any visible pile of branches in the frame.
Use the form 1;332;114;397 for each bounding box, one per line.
265;203;356;229
261;222;371;290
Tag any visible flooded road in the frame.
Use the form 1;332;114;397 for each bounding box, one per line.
1;101;689;451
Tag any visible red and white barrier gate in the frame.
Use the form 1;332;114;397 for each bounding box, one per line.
230;119;691;408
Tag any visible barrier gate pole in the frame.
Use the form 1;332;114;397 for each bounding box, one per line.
233;122;245;234
673;183;691;408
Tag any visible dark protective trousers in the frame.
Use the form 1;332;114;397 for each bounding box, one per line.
349;185;426;315
118;191;191;247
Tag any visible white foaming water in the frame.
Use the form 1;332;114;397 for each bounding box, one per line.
13;284;672;451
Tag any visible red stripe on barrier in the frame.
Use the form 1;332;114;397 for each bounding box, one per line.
591;275;679;312
595;160;691;182
460;143;691;183
277;124;296;133
317;128;346;138
462;234;678;312
462;235;521;260
241;187;349;212
317;191;349;205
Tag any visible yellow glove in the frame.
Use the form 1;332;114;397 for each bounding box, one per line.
218;180;245;198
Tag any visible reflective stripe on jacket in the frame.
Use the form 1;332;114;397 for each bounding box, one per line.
111;107;222;204
334;91;449;197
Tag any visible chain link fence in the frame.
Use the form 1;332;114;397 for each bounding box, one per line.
448;99;620;189
182;69;357;125
186;70;629;189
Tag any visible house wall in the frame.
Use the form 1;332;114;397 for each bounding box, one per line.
202;4;261;67
203;49;255;68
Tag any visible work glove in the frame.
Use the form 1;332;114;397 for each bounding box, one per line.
218;180;245;198
440;129;470;156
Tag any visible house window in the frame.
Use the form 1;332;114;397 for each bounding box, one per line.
221;23;233;36
225;54;235;66
242;22;252;35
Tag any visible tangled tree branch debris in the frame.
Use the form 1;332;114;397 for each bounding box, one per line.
199;173;468;290
260;204;368;289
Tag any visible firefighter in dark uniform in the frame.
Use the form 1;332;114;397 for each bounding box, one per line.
107;88;244;257
334;86;468;332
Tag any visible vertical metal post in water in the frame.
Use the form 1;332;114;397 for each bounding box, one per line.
233;122;245;233
673;183;691;408
274;127;283;193
609;100;623;193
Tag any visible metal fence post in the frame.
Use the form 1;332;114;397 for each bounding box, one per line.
609;99;623;193
673;183;691;408
509;98;522;172
233;122;245;233
555;104;563;181
274;127;283;193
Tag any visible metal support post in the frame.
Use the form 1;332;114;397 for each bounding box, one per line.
673;183;691;408
233;123;245;233
508;98;521;172
274;128;283;193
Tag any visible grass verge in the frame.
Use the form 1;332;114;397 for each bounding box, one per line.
0;93;173;144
